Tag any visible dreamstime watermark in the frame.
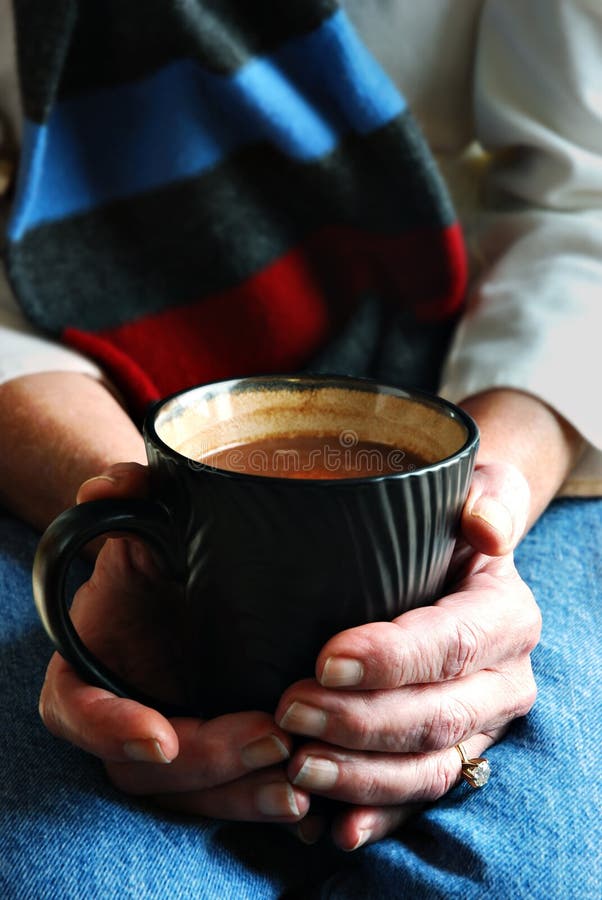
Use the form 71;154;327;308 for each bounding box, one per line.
188;429;415;476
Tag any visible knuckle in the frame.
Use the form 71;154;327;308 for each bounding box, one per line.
420;699;477;753
384;649;406;691
349;702;380;751
355;770;383;804
441;618;482;680
359;622;403;685
328;692;384;752
497;660;538;722
421;755;457;801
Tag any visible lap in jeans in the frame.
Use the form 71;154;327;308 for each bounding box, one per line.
0;500;600;899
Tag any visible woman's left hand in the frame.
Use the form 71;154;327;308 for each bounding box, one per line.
275;457;541;850
277;389;585;850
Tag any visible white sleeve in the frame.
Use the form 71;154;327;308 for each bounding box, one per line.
0;262;105;386
439;0;602;468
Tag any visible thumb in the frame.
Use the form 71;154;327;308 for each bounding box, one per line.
75;462;152;561
461;462;530;556
77;462;150;504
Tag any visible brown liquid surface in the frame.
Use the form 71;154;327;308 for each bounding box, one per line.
196;435;430;479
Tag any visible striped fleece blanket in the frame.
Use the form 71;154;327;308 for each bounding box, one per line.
7;0;466;417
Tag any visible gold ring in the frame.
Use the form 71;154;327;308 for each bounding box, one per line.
455;743;491;789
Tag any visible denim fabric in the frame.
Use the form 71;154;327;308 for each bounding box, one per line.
1;499;601;899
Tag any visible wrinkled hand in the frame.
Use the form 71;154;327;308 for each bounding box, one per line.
275;461;542;850
36;459;543;848
38;464;311;829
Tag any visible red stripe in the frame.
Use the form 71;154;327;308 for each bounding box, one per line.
64;223;466;417
63;330;161;417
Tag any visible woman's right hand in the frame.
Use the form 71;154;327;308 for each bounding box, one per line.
38;464;310;828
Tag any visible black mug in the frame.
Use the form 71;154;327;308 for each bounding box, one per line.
33;375;479;717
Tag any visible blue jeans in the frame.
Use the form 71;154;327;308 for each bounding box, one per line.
1;499;601;899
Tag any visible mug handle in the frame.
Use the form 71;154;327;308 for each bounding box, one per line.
33;497;190;717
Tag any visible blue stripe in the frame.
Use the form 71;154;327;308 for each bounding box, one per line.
8;10;405;240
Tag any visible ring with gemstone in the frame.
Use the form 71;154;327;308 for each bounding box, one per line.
454;743;491;789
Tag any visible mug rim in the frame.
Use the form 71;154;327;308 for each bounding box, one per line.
144;374;480;486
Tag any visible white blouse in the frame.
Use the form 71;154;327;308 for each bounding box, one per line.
1;0;601;494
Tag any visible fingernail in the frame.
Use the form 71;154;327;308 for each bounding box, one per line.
241;734;290;769
471;497;513;543
123;738;172;764
347;828;372;852
278;702;328;736
296;816;326;845
293;757;339;790
321;656;364;687
256;783;301;817
77;474;117;503
82;474;118;488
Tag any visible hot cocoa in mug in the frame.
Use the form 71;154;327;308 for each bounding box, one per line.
33;375;479;717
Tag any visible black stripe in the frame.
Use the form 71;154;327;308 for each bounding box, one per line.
15;0;340;122
8;115;455;333
13;0;77;123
